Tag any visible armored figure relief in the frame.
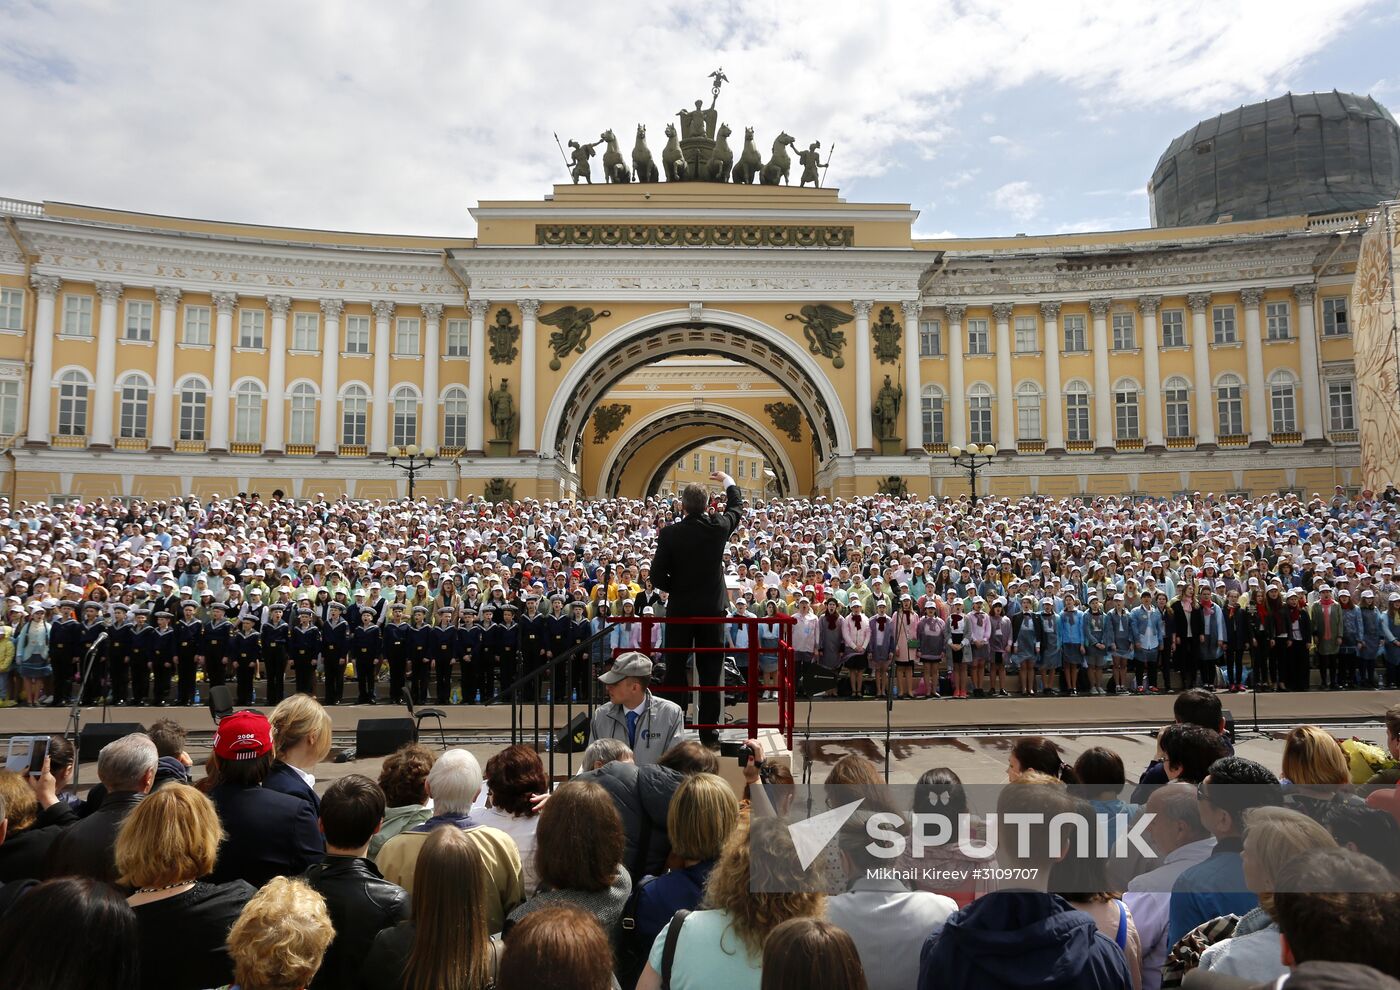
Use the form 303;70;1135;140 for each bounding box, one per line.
872;375;903;441
568;138;604;184
489;378;518;444
797;141;825;188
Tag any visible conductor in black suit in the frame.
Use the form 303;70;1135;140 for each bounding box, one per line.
651;470;743;748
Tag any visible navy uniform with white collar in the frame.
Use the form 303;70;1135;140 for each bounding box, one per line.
433;607;459;705
408;606;433;703
383;605;410;703
351;609;382;704
149;611;178;706
106;603;134;705
129;609;153;704
176;602;203;705
262;603;290;704
288;609;322;697
201;604;232;688
321;603;351;704
231;616;262;706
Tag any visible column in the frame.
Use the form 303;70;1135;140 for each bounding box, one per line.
1041;301;1064;452
26;275;61;444
853;299;874;452
518;299;539;454
1295;285;1325;443
901;299;922;453
90;281;122;446
1241;287;1268;446
210;292;236;451
318;299;343;454
420;303;443;450
150;287;181;449
945;304;967;448
992;302;1014;449
370;300;394;454
1089;298;1113;450
264;295;290;453
1187;293;1216;446
466;298;489;454
1138;296;1164;449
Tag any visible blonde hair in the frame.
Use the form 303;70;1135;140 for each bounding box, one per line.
1281;725;1350;787
0;771;38;832
116;785;223;888
667;773;739;861
703;817;824;958
226;877;333;990
1243;805;1336;916
269;694;334;764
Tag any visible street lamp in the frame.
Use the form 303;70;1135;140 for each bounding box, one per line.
386;444;437;499
932;441;999;509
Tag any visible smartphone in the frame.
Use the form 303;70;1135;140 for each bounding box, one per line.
4;736;49;776
27;737;48;777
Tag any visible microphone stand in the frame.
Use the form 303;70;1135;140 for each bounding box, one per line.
65;635;108;789
884;661;895;783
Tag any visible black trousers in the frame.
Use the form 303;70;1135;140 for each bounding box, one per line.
206;657;226;688
324;654;345;704
130;658;149;703
1176;642;1200;689
356;655;378;702
51;647;75;704
235;661;257;706
387;655;407;703
108;655;129;704
177;655;198;704
436;655;455;705
294;658;317;696
410;660;432;705
1225;644;1246;686
264;651;286;705
152;662;173;704
1289;642;1312;691
81;657;108;704
663;621;723;741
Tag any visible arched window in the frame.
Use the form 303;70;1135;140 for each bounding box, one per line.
177;377;207;442
1216;373;1244;436
443;387;469;448
1065;380;1091;443
392;386;419;448
920;385;944;445
1269;370;1297;434
233;381;264;444
1113;378;1139;440
1164;376;1191;438
288;383;317;446
118;373;150;440
1015;382;1041;440
57;370;90;437
342;385;368;446
968;383;992;444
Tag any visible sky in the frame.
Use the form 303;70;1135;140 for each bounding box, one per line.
3;0;1399;240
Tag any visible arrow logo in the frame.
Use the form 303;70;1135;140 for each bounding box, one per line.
788;799;864;870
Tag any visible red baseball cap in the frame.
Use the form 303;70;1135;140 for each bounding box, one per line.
214;710;273;761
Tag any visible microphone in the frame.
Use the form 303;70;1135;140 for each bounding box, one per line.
90;631;108;648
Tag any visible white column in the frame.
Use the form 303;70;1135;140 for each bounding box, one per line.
1295;285;1325;443
853;300;874;452
318;299;343;454
1241;287;1268;446
945;304;967;448
901;300;922;453
1041;302;1064;451
992;302;1015;450
264;295;290;452
1089;298;1113;450
518;299;539;454
370;300;394;454
150;286;181;449
26;275;61;444
466;298;489;454
420;303;442;450
1187;293;1216;446
90;281;122;446
210;292;236;451
1138;295;1164;449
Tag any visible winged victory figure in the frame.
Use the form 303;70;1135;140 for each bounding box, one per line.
786;304;855;368
539;305;612;370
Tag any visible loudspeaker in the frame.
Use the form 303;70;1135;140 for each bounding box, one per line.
798;665;840;696
208;685;235;721
355;718;415;758
79;722;146;762
552;712;591;754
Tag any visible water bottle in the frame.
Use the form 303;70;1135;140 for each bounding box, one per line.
194;687;201;706
450;686;461;705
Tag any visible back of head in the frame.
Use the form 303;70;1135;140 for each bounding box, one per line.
0;877;140;990
914;767;969;819
320;774;385;850
1281;725;1350;787
760;918;868;990
535;780;624;893
226;876;333;990
1012;736;1079;785
704;817;824;956
425;748;483;816
97;733;158;793
1272;848;1400;977
581;737;632;771
995;777;1082;872
0;770;38;832
270;694;334;764
1174;687;1224;732
115;784;223;888
656;740;720;776
407;827;491;990
146;718;188;760
497;905;614;990
1160;723;1229;784
1242;806;1336;914
1073;747;1126;794
680;483;708;517
1323;802;1400;876
378;743;435;808
1202;757;1284;832
667;773;739;862
484;744;548;818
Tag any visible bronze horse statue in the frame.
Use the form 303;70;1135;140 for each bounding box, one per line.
631;124;658;183
732;126;762;184
706;123;733;182
662;122;686;181
600;129;629;183
760;131;796;186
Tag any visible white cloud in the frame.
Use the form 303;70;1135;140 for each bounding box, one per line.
943;168;980;189
992;181;1043;222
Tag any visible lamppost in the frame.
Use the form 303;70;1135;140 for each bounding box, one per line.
939;442;999;509
387;444;437;499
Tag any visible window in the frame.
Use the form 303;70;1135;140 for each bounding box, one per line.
1323;297;1349;336
921;386;945;444
968;384;993;444
233;382;264;443
1065;382;1091;442
1216;373;1244;435
1063;314;1086;352
177;378;207;441
708;455;716;474
1266;302;1291;340
62;295;93;336
1114;380;1139;440
124;301;153;342
289;383;317;445
0;379;18;436
1269;371;1297;433
57;370;90;436
446;319;470;357
1015;382;1041;440
752;460;759;478
395;317;420;355
292;313;319;351
342;385;368;445
345;316;371;354
183;305;210;345
1212;306;1237;344
966;319;989;355
0;288;22;330
1014;316;1036;353
1164;377;1191;438
118;374;149;438
1111;313;1135;350
392;387;418;447
919;320;942;357
1328;380;1355;431
692;452;701;472
443;387;468;448
737;461;745;479
238;309;265;348
724;457;732;474
1161;309;1185;347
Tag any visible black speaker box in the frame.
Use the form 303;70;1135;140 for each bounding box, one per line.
552;712;591;754
208;685;235;720
79;722;146;762
355;718;415;758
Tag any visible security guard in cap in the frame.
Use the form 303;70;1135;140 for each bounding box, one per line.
321;602;350;705
289;607;322;698
351;607;382;704
150;610;178;706
262;602;290;704
383;603;410;704
408;604;432;704
201;603;232;689
176;601;203;705
107;602;134;706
